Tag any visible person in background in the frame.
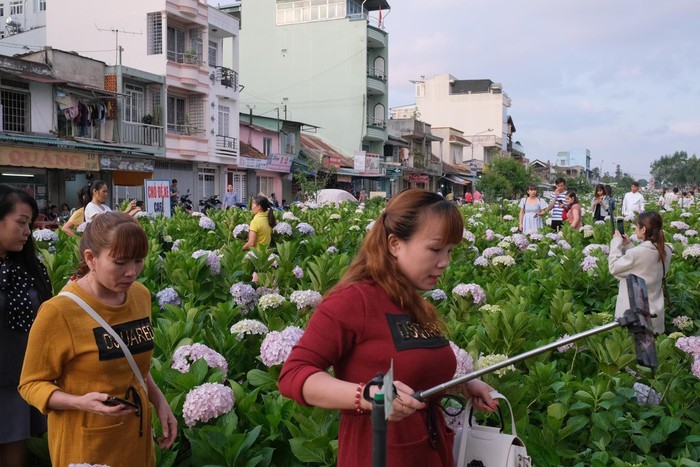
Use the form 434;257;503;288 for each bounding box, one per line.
679;191;693;209
464;191;473;204
608;211;671;334
19;212;177;466
278;189;496;467
357;189;368;203
565;191;582;230
46;205;59;221
590;184;610;222
658;188;667;207
445;191;454;201
170;179;179;208
222;184;239;210
269;193;280;209
518;185;548;234
662;187;678;211
84;180;139;223
59;203;71;219
540;177;568;231
0;185;53;467
473;189;483;203
61;185;91;238
621;182;645;217
242;195;277;250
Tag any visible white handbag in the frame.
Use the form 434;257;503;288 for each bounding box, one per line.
453;391;531;467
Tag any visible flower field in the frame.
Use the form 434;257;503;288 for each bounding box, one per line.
31;197;700;466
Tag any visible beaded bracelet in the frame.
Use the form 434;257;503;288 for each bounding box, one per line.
354;383;367;414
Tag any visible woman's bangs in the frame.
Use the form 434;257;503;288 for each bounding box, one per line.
108;222;149;260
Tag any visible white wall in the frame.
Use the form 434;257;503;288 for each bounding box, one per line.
29;81;53;133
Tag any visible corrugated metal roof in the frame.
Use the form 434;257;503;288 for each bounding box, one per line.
0;133;149;154
300;133;354;167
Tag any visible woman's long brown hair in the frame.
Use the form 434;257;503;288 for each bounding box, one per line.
636;211;667;263
330;189;463;326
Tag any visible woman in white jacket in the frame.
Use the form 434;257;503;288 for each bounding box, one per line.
608;211;671;334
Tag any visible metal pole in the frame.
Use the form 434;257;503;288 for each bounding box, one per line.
371;392;386;467
414;321;620;401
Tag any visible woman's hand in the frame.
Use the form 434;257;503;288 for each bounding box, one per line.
154;401;178;449
387;381;425;422
79;392;137;417
461;379;498;413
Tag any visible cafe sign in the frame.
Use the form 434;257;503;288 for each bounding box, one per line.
408;173;429;183
0;147;99;171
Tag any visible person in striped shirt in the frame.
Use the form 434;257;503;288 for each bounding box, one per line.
540;178;568;231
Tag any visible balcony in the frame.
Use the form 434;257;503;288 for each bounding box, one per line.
367;23;387;49
167;123;206;136
367;66;386;95
366;116;387;141
122;121;164;147
210;67;238;89
215;135;238;159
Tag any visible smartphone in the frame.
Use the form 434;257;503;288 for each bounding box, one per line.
617;219;625;236
135;200;144;208
103;396;138;409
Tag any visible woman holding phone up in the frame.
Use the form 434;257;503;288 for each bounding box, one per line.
20;212;176;466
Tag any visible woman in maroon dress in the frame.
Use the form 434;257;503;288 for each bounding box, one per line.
279;189;495;467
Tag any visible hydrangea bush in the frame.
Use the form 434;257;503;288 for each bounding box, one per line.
29;196;700;466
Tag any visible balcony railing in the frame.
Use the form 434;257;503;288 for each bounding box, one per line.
122;121;164;147
211;67;238;89
167;123;205;135
167;49;205;66
216;135;238;150
367;116;386;129
367;65;386;80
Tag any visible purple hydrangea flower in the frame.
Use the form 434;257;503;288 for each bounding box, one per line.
192;249;221;274
473;256;489;267
289;290;323;310
233;223;250;239
426;289;447;301
182;382;235;427
199;216;215;230
482;247;504;259
229;282;258;313
32;229;59;242
171;343;228;374
485;229;495;241
297;222;315;235
581;256;599;272
156;287;182;308
260;326;304;367
676;336;700;357
633;382;661;405
326;246;339;254
273;222;293;236
293;265;304;279
450;341;474;377
452;283;486;305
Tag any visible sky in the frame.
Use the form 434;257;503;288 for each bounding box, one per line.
381;0;700;179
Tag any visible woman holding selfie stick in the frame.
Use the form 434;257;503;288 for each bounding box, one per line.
608;211;672;334
20;212;176;466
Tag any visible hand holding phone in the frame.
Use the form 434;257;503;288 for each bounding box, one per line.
617;219;625;236
102;396;138;409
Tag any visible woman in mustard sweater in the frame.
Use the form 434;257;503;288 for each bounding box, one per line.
20;212;176;467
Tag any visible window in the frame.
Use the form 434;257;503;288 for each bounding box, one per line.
208;41;217;67
227;171;247;202
1;88;30;133
263;137;272;156
166;25;186;62
281;132;296;154
0;6;4;17
416;83;425;97
257;176;274;196
373;56;385;79
147;12;162;55
276;0;347;25
188;28;203;64
37;0;46;11
217;105;230;137
167;95;186;133
198;168;216;199
452;146;461;164
124;84;144;123
10;0;22;15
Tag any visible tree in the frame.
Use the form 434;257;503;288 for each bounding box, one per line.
293;154;337;202
650;150;700;187
615;164;622;181
564;174;593;195
477;156;536;200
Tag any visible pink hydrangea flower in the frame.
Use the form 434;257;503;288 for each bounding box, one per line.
182;382;234;427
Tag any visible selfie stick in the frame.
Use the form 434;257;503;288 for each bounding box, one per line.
414;275;655;402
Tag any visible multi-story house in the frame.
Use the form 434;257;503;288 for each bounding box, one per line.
386;118;442;193
556;149;591;179
0;49;164;211
227;0;390;182
4;0;241;201
407;74;519;165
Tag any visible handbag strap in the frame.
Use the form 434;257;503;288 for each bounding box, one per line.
59;291;148;394
661;256;671;308
457;391;518;467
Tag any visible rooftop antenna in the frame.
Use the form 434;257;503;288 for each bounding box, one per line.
95;24;142;66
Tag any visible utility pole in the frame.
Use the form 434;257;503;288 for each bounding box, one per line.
95;24;142;66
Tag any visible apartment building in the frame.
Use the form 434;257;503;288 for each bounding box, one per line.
231;0;390;163
410;74;518;165
0;0;241;201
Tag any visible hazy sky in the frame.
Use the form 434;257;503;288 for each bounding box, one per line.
382;0;700;179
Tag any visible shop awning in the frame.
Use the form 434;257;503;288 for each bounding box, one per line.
0;133;150;155
445;175;471;185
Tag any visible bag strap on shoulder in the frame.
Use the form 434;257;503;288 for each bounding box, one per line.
59;291;148;394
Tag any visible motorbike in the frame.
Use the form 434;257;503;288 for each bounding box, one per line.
199;194;222;214
172;190;193;215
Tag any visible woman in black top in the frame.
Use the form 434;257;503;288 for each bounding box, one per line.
0;185;52;467
590;184;610;222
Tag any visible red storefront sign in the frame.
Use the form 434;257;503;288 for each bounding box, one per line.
408;173;429;183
